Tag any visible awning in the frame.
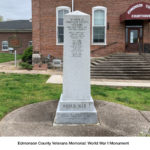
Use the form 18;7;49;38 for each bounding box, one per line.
120;2;150;22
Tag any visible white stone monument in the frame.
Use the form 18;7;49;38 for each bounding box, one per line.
54;11;98;124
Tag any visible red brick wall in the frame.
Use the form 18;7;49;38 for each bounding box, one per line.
32;0;150;58
32;0;41;53
0;32;32;54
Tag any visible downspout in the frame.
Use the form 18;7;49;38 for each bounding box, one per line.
72;0;74;12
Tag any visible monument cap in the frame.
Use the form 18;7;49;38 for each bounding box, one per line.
66;10;89;16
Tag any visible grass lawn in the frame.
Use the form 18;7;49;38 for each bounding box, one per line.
0;53;22;63
0;73;150;120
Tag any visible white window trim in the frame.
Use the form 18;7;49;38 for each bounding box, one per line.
2;41;9;51
56;6;71;45
92;6;107;45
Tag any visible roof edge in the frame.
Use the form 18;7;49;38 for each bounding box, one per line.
0;29;32;33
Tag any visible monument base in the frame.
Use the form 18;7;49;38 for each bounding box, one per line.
54;94;98;124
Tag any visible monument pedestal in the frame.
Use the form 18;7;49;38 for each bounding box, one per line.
54;95;98;124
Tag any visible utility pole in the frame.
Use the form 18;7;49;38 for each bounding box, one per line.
72;0;74;12
15;50;17;67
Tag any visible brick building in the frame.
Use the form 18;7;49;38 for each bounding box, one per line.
0;20;32;54
32;0;150;63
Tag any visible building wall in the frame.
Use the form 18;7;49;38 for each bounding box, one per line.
144;22;150;43
32;0;41;53
32;0;150;58
0;32;32;54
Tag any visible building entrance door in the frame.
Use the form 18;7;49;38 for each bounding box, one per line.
126;27;143;53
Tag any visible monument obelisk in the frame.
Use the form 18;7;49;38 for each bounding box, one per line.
54;11;98;124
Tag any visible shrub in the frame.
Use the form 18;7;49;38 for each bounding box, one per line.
22;46;32;64
19;62;32;70
20;46;33;70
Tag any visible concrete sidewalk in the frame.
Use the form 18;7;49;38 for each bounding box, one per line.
0;61;62;75
1;61;150;87
46;75;150;87
0;100;149;136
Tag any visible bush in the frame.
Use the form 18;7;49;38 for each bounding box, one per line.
19;62;32;70
22;46;32;64
20;46;33;70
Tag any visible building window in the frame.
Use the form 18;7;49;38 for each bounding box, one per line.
92;6;107;45
2;41;9;51
56;6;71;45
28;41;32;47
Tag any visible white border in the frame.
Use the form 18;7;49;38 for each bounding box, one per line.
56;6;71;45
1;137;150;150
92;6;107;45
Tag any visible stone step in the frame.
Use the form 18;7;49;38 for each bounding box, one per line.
92;62;150;64
95;60;149;62
91;68;150;71
91;73;150;76
91;76;150;80
92;75;150;77
104;59;146;61
95;60;147;63
96;60;148;63
91;72;150;77
109;54;143;56
91;65;150;68
106;57;145;59
143;56;150;57
109;54;141;56
108;56;144;59
91;62;100;65
91;70;150;73
91;53;150;80
109;54;142;56
91;65;150;67
91;66;150;68
91;74;150;77
92;64;150;67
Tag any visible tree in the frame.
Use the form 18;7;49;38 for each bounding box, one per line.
0;16;3;22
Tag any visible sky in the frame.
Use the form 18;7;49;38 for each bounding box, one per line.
0;0;32;21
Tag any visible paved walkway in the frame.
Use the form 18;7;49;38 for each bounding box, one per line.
0;61;62;75
1;61;150;87
47;75;150;87
0;100;150;136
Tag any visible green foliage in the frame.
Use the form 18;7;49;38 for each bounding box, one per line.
20;46;32;69
19;62;32;70
91;85;150;110
22;46;32;64
0;16;3;22
0;73;150;120
0;53;22;63
0;73;62;120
